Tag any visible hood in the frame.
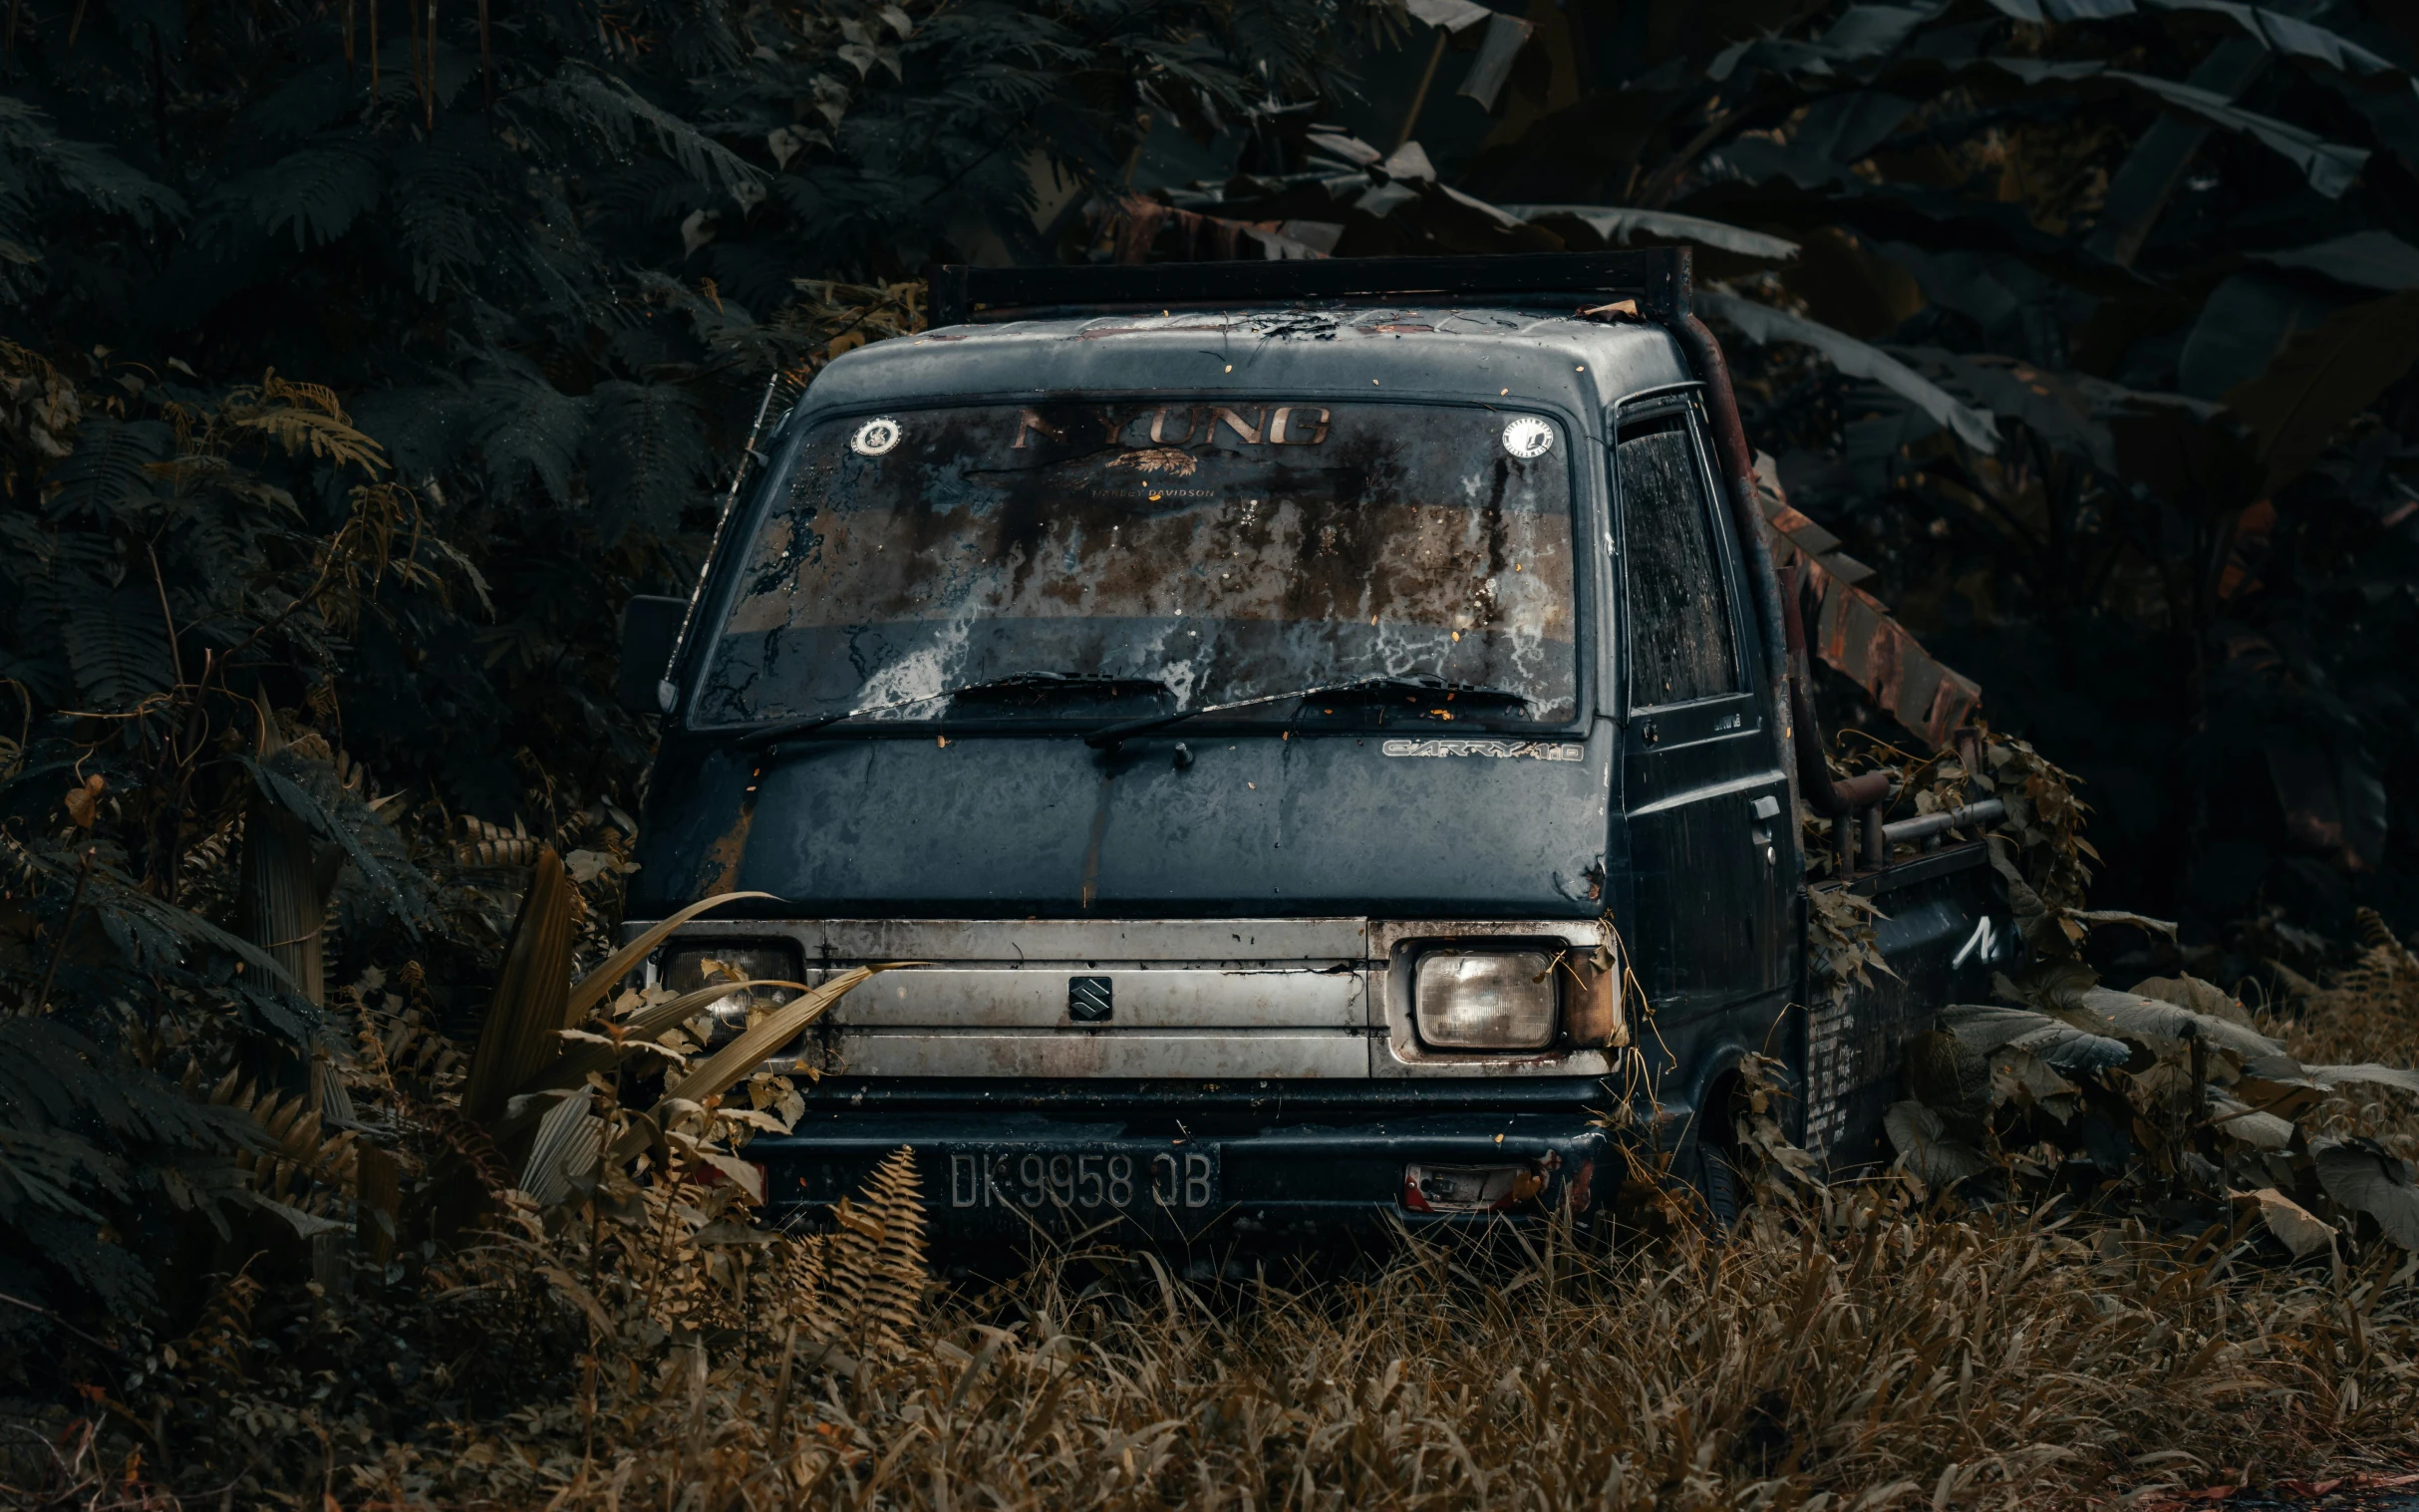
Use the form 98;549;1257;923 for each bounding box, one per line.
631;727;1613;919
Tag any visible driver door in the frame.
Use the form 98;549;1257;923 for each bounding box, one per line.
1613;393;1792;1022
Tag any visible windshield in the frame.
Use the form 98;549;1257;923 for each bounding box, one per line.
694;399;1579;728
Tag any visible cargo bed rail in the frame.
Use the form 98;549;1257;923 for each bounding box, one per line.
926;249;1691;327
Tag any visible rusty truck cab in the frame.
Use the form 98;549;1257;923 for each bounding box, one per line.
617;251;2002;1236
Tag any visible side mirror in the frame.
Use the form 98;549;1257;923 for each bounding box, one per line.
617;596;689;715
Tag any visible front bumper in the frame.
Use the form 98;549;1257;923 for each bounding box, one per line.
753;1103;1614;1238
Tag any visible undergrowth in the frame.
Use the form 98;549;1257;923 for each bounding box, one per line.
4;941;2417;1511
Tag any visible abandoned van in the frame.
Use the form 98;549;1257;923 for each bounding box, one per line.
617;250;2007;1235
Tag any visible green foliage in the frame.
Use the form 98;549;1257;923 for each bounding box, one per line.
1;0;1362;816
0;0;1359;1383
9;0;2419;1475
1116;0;2419;935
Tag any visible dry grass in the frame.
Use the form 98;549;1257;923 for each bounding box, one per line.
2275;929;2419;1163
21;1208;2419;1511
12;959;2419;1511
299;1191;2418;1512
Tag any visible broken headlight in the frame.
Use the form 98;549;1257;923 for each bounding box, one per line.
1413;950;1558;1051
658;942;803;1046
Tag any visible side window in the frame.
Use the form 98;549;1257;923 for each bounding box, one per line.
1617;412;1741;708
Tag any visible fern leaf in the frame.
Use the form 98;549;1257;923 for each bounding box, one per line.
0;98;187;227
816;1147;926;1356
583;380;715;541
0;1125;118;1223
53;860;323;1042
65;585;175;710
471;361;591;504
231;405;389;474
527;65;769;206
398;193;485;299
242;143;385;249
47;416;171;520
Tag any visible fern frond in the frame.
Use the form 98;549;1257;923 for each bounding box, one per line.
229;404;388;474
239;143;384;249
583;380;715;541
0;1124;117;1223
260;373;349;419
0;97;187;228
525;64;768;206
64;585;176;711
47;416;171;520
470;361;591;504
814;1146;926;1356
207;1077;358;1208
172;1268;262;1386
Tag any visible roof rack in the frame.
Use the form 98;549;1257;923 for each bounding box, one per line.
925;248;1692;329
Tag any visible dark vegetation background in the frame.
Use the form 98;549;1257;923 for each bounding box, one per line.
6;0;2419;1432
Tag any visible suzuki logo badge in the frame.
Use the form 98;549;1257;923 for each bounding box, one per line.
1067;976;1113;1023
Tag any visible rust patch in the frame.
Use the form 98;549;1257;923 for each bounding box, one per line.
1107;447;1198;475
1755;454;1980;750
1077;768;1113;910
700;792;757;896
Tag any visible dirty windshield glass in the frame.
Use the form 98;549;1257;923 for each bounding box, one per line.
695;400;1578;727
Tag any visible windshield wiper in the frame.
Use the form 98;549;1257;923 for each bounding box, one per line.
1083;674;1531;750
742;672;1172;750
945;672;1172;705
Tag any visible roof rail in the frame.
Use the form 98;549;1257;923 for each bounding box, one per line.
925;249;1692;329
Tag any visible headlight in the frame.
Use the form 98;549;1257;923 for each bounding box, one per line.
658;942;803;1044
1414;950;1558;1050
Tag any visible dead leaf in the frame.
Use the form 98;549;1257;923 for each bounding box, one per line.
2130;974;2257;1029
1885;1100;1992;1188
2236;1187;2337;1257
64;773;102;828
689;1147;765;1203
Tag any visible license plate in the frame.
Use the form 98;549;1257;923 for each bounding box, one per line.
943;1145;1219;1218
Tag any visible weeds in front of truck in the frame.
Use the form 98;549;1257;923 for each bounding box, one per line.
104;955;2419;1509
38;737;2419;1507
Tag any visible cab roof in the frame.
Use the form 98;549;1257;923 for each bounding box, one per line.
802;301;1700;426
799;250;1706;430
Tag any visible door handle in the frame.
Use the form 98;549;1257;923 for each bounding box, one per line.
1749;792;1782;867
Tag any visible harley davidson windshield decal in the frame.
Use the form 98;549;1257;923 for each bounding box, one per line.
1381;739;1584;761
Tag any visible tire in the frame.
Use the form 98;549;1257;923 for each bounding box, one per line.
1697;1145;1743;1233
1692;1070;1747;1234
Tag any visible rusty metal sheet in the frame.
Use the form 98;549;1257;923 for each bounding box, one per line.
1752;454;1982;752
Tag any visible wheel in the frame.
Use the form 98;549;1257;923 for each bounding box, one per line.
1691;1070;1748;1234
1697;1144;1743;1232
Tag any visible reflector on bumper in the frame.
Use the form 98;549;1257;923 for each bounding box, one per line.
1400;1161;1546;1213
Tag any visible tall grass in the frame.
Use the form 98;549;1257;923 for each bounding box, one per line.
11;952;2419;1510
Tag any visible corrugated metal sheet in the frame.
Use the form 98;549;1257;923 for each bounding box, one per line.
1753;454;1982;751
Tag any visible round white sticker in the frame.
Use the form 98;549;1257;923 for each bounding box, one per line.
1502;417;1554;458
851;418;902;456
